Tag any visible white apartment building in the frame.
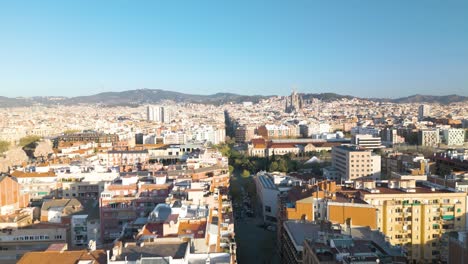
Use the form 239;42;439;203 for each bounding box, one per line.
192;126;225;145
351;134;383;149
418;129;440;147
442;128;465;146
163;132;187;145
147;105;172;123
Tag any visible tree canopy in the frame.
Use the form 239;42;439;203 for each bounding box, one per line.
241;169;251;178
19;135;41;147
0;140;9;154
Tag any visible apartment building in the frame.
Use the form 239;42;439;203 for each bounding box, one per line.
301;226;406;264
99;175;172;242
71;214;100;247
351;134;383;149
381;127;405;146
418;104;431;120
280;220;404;264
0;208;34;229
0;223;67;264
106;149;149;167
278;180;337;223
442;128;466;146
191;126;226;145
356;180;467;263
147;105;172;123
448;231;468;264
10;171;57;200
331;145;381;181
257;124;299;139
234;125;256;143
60;180;104;200
381;152;432;179
162;132;187;144
0;176;29;215
418;129;439;147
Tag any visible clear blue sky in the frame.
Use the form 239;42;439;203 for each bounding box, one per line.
0;0;467;98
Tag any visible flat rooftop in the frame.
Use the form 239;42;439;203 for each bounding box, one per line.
334;145;369;152
283;221;321;250
118;242;188;261
187;253;231;264
348;226;404;257
358;182;455;195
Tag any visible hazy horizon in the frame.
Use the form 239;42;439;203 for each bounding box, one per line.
2;87;468;100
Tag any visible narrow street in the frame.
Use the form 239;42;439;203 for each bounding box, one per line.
230;173;279;264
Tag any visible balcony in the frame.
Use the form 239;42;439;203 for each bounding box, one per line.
74;227;87;233
100;206;135;212
74;240;86;244
441;215;454;221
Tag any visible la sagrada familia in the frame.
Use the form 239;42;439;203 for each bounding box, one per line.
285;90;304;113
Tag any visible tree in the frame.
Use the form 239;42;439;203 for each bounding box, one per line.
63;129;80;134
278;159;288;172
269;161;279;172
241;169;251;178
0;140;9;154
19;135;41;147
229;177;242;202
287;159;298;172
217;143;231;157
228;165;234;175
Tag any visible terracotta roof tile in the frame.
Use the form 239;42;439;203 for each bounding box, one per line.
17;250;106;264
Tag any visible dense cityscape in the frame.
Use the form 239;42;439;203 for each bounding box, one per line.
0;90;467;264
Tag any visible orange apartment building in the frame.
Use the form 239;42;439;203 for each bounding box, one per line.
0;176;29;215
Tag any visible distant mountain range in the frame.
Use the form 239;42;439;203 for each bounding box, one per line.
386;94;468;104
66;89;268;106
0;89;466;107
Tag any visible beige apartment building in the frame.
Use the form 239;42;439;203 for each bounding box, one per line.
234;125;256;143
331;145;381;181
357;180;467;263
0;223;68;264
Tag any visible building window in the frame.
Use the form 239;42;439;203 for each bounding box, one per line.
265;206;271;213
